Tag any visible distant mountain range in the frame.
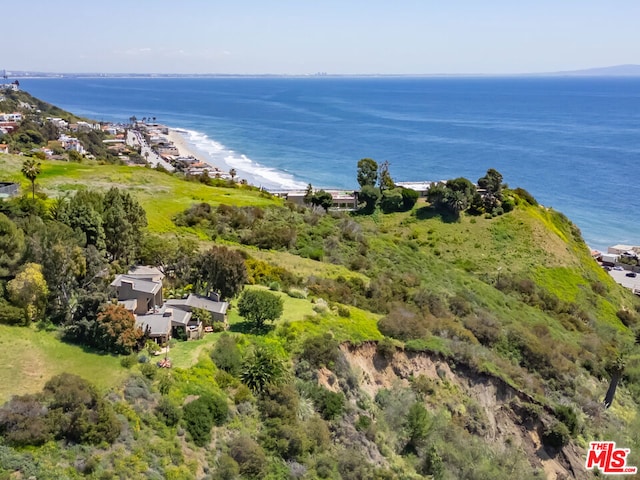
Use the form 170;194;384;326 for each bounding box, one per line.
541;64;640;76
3;65;640;78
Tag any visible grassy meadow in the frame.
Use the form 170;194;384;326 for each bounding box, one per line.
0;324;128;404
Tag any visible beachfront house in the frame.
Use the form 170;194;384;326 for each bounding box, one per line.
274;189;359;210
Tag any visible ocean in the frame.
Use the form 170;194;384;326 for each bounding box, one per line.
21;76;640;251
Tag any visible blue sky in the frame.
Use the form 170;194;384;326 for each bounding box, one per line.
6;1;639;74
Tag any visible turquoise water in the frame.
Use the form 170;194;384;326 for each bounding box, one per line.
22;77;640;250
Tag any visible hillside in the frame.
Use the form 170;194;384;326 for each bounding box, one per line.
1;120;640;478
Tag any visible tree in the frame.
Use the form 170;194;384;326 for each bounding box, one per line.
303;183;314;205
378;160;395;191
95;304;143;354
238;289;283;330
357;158;378;188
102;188;147;263
241;345;287;393
477;168;503;196
0;213;25;277
183;394;229;446
7;263;49;324
380;188;404;213
311;190;333;212
192;246;247;300
405;402;431;449
358;185;380;214
21;158;41;200
400;187;419;211
211;332;242;376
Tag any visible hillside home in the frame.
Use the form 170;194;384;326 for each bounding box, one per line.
111;274;163;315
0;112;22;122
0;143;8;154
166;292;230;324
111;266;208;342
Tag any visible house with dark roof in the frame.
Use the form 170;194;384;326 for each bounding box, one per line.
166;293;229;324
111;274;163;315
111;266;214;342
135;307;173;344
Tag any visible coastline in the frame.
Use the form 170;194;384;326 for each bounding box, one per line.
164;128;223;174
163;126;308;191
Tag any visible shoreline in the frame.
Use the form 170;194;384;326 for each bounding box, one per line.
162;126;308;191
164;128;223;174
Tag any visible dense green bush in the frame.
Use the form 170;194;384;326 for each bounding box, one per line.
0;301;25;325
378;306;428;341
0;373;120;447
211;333;242;376
300;333;340;369
155;397;182;427
554;405;578;436
182;394;228;446
229;435;267;478
542;420;570;449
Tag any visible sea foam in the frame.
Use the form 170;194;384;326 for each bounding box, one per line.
181;128;307;190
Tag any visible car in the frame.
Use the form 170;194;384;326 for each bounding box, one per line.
613;266;624;271
625;272;637;278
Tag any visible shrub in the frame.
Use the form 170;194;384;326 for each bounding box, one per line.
234;384;254;405
513;187;538;206
140;362;157;380
315;389;345;420
182;394;228;446
400;187;420;210
376;337;397;359
287;288;307;299
542;421;570;449
300;333;339;368
155;397;181;427
0;301;25;325
336;305;351;317
554;405;578;436
241;346;287;394
120;354;137;369
378;306;428;341
449;294;472;317
269;281;281;291
211;333;242;376
617;309;638;328
229;435;267;478
380;188;404;213
214;454;240;480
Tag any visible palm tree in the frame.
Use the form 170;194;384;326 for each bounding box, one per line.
21;158;41;200
229;168;237;182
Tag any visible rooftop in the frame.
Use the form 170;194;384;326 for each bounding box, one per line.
111;275;161;295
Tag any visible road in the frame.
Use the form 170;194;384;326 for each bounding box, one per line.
125;129;175;172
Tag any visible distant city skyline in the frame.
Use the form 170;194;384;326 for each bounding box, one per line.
7;1;640;75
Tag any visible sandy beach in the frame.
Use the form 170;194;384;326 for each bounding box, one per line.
164;129;223;173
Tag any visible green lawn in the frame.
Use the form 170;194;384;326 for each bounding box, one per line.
0;324;129;403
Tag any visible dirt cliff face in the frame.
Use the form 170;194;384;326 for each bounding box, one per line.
339;342;592;480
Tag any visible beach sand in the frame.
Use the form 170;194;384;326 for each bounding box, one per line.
165;129;222;172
